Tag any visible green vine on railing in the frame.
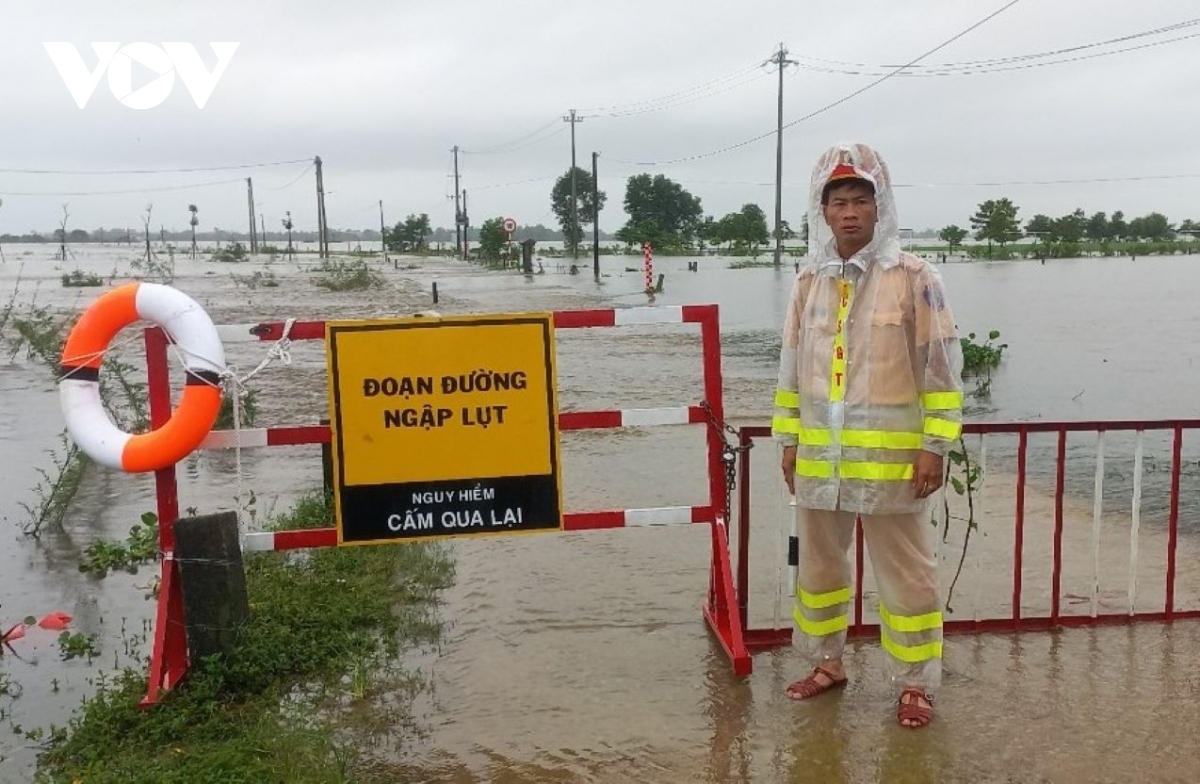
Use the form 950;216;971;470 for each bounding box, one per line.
939;327;1007;613
941;438;981;614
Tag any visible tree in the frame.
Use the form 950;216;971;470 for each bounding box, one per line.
616;173;703;249
188;204;200;259
1085;211;1109;242
1025;214;1054;240
551;167;606;254
1134;212;1173;241
385;213;431;253
1054;208;1087;244
54;204;70;261
711;203;770;254
478;217;507;261
969;198;1021;257
938;225;967;254
281;211;295;259
1109;211;1128;241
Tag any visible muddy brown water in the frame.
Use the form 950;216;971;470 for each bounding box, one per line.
2;246;1200;782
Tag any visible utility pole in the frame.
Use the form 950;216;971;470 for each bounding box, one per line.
462;189;470;261
452;145;463;261
246;177;259;254
314;156;328;259
592;151;600;282
769;44;797;267
379;200;388;265
564;109;583;259
260;213;266;248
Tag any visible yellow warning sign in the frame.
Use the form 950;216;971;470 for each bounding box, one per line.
326;314;562;545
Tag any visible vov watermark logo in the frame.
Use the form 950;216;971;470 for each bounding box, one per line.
43;42;239;109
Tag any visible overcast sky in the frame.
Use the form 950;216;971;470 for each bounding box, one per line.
1;0;1197;237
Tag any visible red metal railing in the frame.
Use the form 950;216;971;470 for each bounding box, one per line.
141;304;752;704
737;420;1200;650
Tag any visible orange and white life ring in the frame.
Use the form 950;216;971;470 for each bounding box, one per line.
58;282;225;472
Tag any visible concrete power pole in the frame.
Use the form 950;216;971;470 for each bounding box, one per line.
314;156;328;259
452;145;463;261
462;189;470;261
246;177;258;254
564;109;584;259
592;151;600;282
769;44;797;267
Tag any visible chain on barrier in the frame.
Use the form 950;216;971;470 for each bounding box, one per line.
701;399;751;523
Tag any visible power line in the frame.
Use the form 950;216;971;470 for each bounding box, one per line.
471;175;557;191
460;117;562;155
259;163;316;191
583;67;771;118
797;17;1199;73
794;30;1200;77
0;157;312;176
606;0;1023;168
894;173;1200;188
576;62;763;115
0;176;246;197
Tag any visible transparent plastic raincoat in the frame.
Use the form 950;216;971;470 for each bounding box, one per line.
773;143;964;514
773;142;963;692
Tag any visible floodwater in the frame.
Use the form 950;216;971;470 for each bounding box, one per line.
2;244;1200;781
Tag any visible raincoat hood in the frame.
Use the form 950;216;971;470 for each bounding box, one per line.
808;142;901;268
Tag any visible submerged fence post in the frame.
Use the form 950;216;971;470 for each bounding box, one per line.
175;511;249;661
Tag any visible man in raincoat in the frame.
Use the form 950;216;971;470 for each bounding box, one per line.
773;142;963;728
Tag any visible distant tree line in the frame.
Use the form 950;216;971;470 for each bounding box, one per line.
937;199;1200;259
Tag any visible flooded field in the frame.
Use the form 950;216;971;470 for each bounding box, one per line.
3;244;1200;781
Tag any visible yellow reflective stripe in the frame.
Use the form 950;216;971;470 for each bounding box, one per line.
796;459;835;478
922;391;963;411
880;629;943;663
840;430;923;450
799;427;833;446
798;586;851;609
796;460;913;481
772;416;801;435
829;278;853;402
838;461;913;481
798;428;921;450
879;603;943;633
793;607;849;637
774;389;800;408
923;416;962;440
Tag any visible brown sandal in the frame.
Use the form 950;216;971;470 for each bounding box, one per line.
785;666;849;700
897;688;934;728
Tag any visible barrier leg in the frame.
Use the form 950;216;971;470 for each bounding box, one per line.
141;326;190;706
703;518;752;676
141;556;189;706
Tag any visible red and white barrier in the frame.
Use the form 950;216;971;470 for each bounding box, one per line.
140;302;749;704
734;419;1200;655
200;407;708;451
241;504;712;553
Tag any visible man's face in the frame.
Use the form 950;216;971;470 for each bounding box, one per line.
821;181;878;246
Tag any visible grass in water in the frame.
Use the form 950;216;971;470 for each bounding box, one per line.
38;492;454;783
312;259;385;292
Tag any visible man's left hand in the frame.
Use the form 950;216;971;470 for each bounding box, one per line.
912;450;944;499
